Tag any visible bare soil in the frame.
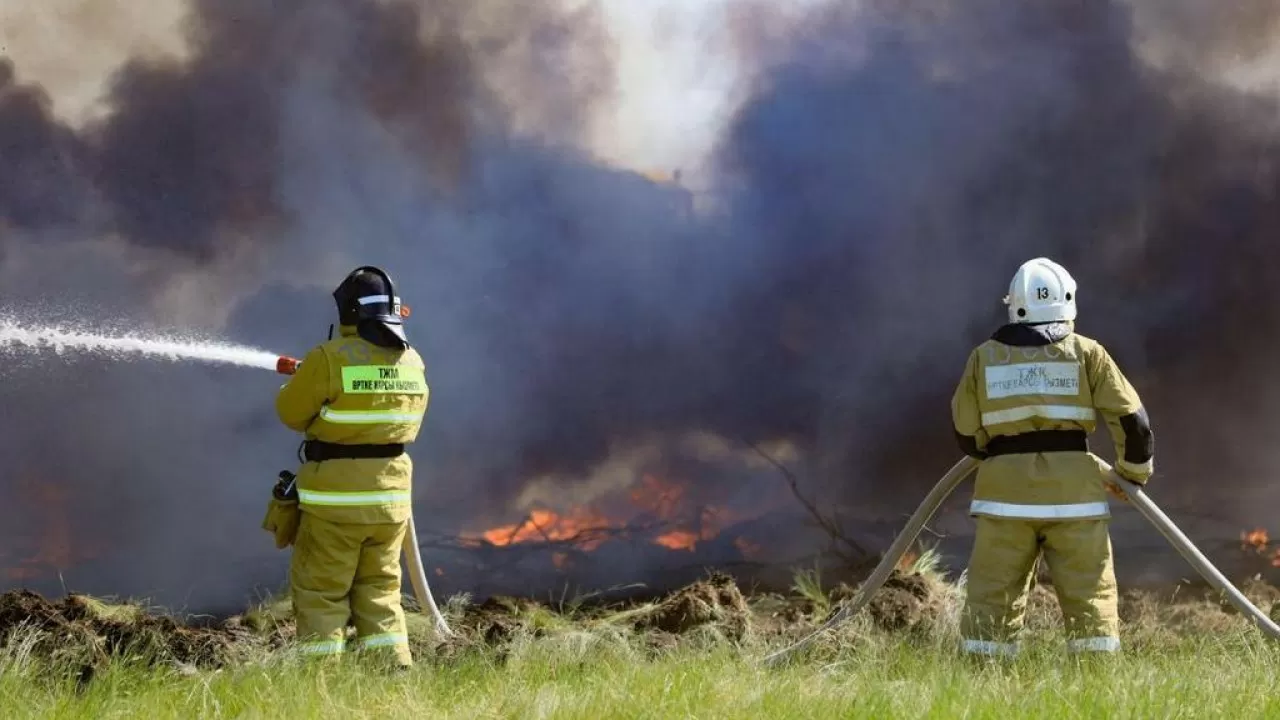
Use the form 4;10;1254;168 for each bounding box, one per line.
634;571;752;639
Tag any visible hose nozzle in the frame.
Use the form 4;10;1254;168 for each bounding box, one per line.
276;356;301;375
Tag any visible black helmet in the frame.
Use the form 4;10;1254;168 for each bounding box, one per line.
332;266;409;349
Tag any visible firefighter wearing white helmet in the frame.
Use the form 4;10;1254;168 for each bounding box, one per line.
950;257;1154;657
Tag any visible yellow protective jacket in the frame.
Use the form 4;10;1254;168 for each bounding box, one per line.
276;326;429;524
951;322;1154;521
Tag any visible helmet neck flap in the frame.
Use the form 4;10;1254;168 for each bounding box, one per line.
332;265;409;349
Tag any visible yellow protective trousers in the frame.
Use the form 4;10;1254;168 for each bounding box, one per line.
960;516;1119;655
290;511;413;665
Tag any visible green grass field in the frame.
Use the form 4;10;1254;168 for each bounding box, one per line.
4;556;1280;719
6;635;1280;719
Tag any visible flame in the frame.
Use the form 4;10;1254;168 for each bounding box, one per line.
462;473;760;558
1239;528;1280;567
653;504;738;551
1242;528;1269;552
476;507;615;551
655;530;699;551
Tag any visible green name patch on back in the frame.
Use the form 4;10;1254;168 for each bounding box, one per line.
341;365;427;395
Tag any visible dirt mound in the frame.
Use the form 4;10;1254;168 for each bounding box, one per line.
0;591;260;670
867;571;936;631
827;570;942;632
458;596;544;646
634;572;751;640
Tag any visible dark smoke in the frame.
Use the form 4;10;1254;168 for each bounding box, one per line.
3;0;1280;610
0;0;626;611
711;0;1280;542
0;58;88;232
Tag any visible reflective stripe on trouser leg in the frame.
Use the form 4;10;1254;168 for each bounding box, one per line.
356;633;409;649
351;519;414;666
961;639;1019;656
961;516;1041;650
298;638;346;655
1039;519;1120;649
1067;637;1121;652
291;513;362;656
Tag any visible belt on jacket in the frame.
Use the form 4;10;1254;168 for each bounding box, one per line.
984;430;1088;457
302;440;406;462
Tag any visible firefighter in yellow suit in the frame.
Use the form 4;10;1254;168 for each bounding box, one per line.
951;257;1154;656
275;266;428;667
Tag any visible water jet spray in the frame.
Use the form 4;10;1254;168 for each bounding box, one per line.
0;318;282;371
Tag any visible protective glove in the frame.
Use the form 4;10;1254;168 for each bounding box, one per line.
1114;460;1153;486
1107;459;1154;504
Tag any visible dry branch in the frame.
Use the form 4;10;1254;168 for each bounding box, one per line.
744;441;873;566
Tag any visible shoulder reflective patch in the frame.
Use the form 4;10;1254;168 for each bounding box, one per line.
340;365;427;395
984;362;1079;399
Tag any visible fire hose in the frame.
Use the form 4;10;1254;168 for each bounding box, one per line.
762;455;1280;666
405;513;453;637
276;355;453;638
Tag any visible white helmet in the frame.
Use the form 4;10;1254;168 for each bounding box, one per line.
1004;257;1077;324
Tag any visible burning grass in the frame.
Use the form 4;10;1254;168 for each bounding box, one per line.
3;556;1280;717
454;471;773;561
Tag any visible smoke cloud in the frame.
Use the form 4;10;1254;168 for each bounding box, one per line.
2;0;1280;610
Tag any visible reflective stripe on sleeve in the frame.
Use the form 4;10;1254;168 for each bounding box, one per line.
981;405;1095;426
320;406;424;424
298;489;412;506
961;639;1018;656
1067;636;1120;652
356;632;409;649
969;500;1110;519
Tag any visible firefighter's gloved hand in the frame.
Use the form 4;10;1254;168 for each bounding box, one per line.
1115;468;1151;486
1113;456;1154;486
